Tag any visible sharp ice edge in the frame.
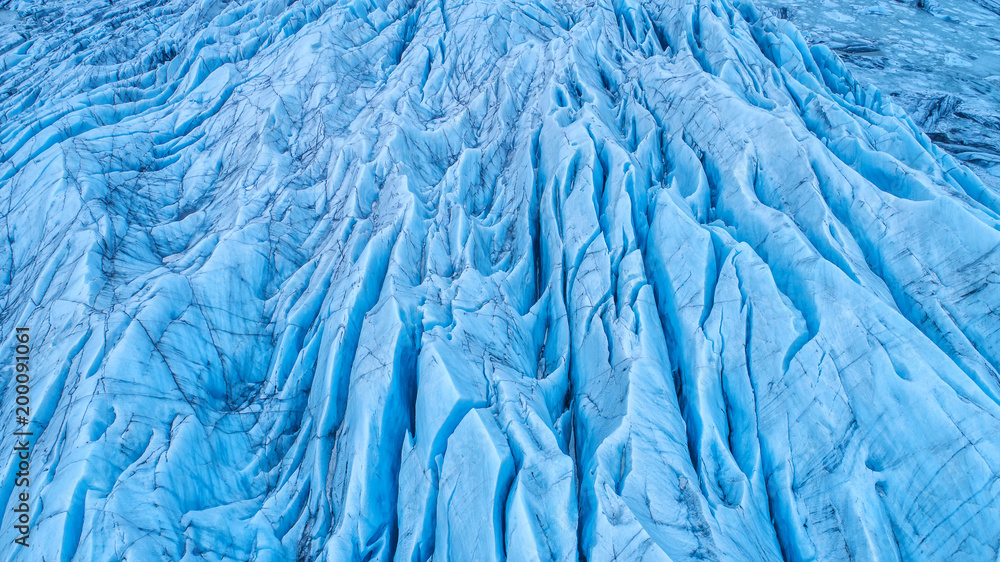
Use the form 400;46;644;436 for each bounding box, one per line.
1;0;999;560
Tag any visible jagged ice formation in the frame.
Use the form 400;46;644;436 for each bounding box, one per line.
1;0;1000;560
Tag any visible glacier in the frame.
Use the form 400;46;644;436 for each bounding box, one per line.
1;0;1000;560
754;0;1000;190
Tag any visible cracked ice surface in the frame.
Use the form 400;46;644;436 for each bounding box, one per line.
753;0;1000;189
1;0;1000;560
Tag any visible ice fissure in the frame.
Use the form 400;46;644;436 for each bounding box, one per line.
1;0;1000;560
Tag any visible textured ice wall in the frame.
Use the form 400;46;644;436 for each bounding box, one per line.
1;0;1000;560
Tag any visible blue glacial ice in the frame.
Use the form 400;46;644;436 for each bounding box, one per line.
1;0;1000;560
